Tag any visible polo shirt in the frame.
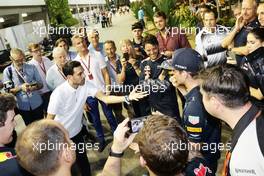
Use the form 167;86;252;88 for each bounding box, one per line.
234;19;260;66
74;51;107;92
88;43;105;56
105;55;120;85
229;105;264;175
46;64;66;91
3;64;43;111
28;57;53;94
47;80;98;138
183;86;221;163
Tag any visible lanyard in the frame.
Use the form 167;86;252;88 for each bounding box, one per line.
80;54;91;74
39;60;46;75
57;65;66;80
109;60;117;73
14;66;27;83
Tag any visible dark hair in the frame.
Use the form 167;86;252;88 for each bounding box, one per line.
153;11;167;20
131;21;143;30
201;64;250;108
104;40;116;50
15;120;68;176
0;93;16;127
55;38;69;48
203;9;218;19
63;61;82;76
137;115;188;176
144;34;159;47
248;28;264;42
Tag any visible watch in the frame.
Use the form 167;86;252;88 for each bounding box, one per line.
109;147;124;158
124;95;130;105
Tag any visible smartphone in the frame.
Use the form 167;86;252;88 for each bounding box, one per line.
123;52;129;61
128;116;148;133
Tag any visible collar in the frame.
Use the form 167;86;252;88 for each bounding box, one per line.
65;81;77;93
185;86;200;101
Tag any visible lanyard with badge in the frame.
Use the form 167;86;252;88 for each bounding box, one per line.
56;65;67;80
80;54;94;80
14;66;33;97
38;60;46;75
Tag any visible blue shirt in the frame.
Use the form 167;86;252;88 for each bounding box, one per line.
138;9;144;20
88;43;105;56
3;63;43;111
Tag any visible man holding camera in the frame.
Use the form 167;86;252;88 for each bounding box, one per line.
3;48;44;125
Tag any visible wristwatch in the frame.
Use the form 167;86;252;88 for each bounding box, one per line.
109;147;124;158
124;95;130;105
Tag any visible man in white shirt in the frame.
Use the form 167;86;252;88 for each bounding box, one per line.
73;34;116;152
195;9;229;67
28;43;53;113
47;61;147;176
46;47;67;91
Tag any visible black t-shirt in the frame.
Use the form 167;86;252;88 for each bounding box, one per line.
0;147;25;176
234;19;259;66
139;55;180;119
132;39;147;58
183;87;221;164
185;157;214;176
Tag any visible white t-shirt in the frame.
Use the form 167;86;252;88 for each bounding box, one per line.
28;57;53;94
74;51;107;92
229;119;264;175
47;80;98;138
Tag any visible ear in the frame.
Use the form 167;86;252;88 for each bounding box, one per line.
139;156;147;167
61;147;75;165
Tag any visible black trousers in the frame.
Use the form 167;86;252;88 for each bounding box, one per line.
71;131;91;176
16;105;44;125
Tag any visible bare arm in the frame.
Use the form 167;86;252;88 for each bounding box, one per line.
47;113;56;120
231;46;249;56
101;67;111;94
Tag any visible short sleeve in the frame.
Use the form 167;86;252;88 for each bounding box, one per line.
85;81;98;97
47;90;63;115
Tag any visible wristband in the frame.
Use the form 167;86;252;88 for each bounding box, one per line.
109;147;124;158
124;95;130;105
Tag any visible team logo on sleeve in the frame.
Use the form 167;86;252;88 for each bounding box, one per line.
194;163;212;176
0;152;16;162
188;115;200;125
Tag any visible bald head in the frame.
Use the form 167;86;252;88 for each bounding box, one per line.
258;3;264;26
52;47;67;67
242;0;257;22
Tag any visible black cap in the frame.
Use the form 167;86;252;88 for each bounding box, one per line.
132;22;143;30
159;48;204;73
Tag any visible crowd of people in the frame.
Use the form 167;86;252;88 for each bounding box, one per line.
1;0;264;176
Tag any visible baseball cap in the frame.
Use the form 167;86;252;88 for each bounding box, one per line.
159;48;204;73
132;22;143;30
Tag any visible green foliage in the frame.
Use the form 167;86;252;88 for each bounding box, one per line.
130;0;197;27
130;1;143;19
218;17;236;27
44;0;79;27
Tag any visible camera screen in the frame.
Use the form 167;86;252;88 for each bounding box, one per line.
129;116;148;133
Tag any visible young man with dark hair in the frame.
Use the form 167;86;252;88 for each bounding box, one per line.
200;64;264;175
153;11;191;59
0;93;28;176
131;22;147;58
15;119;75;176
160;48;221;174
139;34;180;121
47;60;147;176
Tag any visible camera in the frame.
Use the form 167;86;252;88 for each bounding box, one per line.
128;116;148;133
3;81;14;92
123;52;129;61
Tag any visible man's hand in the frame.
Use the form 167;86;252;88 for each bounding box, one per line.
234;15;245;32
21;83;30;92
128;87;149;101
111;118;137;153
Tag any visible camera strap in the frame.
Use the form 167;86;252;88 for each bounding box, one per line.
14;67;26;83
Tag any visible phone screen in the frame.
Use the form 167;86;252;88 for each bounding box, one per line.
128;116;148;133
